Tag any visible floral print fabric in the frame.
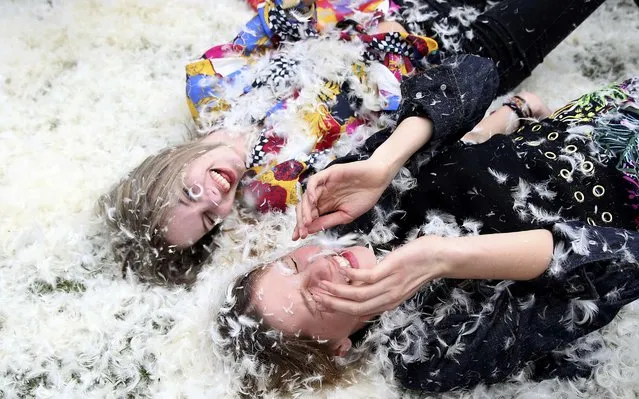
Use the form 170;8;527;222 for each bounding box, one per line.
184;0;438;213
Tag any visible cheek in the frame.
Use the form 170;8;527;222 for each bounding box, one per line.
182;164;198;186
293;247;320;262
216;197;236;217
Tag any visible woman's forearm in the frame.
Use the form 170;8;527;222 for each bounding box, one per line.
393;230;553;282
462;91;550;144
462;106;520;143
368;116;433;182
313;230;553;317
438;230;553;280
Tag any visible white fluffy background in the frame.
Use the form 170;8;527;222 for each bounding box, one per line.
1;0;638;397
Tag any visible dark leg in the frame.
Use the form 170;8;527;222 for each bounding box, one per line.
463;0;606;93
394;0;606;94
393;0;498;53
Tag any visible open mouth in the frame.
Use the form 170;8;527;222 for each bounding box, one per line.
332;254;353;284
210;169;233;193
339;251;359;269
333;255;352;269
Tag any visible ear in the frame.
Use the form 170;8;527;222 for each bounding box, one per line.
332;338;352;357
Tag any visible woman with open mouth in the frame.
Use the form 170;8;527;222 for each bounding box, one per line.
98;0;606;285
216;74;639;396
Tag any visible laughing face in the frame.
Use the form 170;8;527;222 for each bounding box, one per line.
252;245;377;355
164;144;247;247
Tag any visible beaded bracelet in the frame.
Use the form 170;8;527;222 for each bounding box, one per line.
502;95;532;119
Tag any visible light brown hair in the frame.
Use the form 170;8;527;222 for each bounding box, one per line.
216;266;346;397
97;140;223;285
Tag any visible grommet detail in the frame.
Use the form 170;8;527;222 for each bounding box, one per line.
581;161;594;173
564;145;577;154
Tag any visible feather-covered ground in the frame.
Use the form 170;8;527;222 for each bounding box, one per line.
1;0;639;397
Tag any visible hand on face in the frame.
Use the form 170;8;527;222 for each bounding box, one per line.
164;145;247;247
253;245;376;354
311;236;448;318
292;159;392;240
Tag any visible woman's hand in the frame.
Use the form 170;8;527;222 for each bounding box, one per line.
462;91;551;143
311;236;449;317
293;117;434;240
292;159;393;240
311;230;553;317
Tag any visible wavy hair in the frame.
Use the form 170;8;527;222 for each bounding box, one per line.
214;266;347;397
97;141;223;285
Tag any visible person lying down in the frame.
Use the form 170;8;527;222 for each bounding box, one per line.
214;73;639;396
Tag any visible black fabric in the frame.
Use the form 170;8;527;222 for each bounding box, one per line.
391;224;639;392
337;81;639;391
395;54;499;143
328;55;498;173
393;0;606;94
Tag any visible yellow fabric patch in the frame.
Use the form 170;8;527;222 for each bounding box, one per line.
185;59;216;77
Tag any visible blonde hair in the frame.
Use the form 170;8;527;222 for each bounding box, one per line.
215;267;347;397
97;140;223;285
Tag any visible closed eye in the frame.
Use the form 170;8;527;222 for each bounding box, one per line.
289;257;299;273
182;188;197;204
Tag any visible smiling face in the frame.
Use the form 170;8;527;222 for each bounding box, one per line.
164;144;247;247
252;245;377;355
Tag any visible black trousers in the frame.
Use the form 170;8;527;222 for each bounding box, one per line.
394;0;606;94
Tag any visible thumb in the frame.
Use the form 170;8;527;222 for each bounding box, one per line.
304;211;353;234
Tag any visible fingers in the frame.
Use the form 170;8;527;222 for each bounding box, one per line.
294;194;317;240
313;288;395;316
319;278;389;303
304;211;353;235
301;184;316;228
337;263;391;285
293;173;326;240
293;201;305;240
304;173;321;206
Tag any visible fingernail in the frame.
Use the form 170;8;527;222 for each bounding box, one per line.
318;282;328;291
338;268;347;276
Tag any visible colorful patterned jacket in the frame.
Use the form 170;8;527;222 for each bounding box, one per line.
185;0;438;212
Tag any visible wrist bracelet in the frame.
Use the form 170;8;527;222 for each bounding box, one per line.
502;95;532;119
